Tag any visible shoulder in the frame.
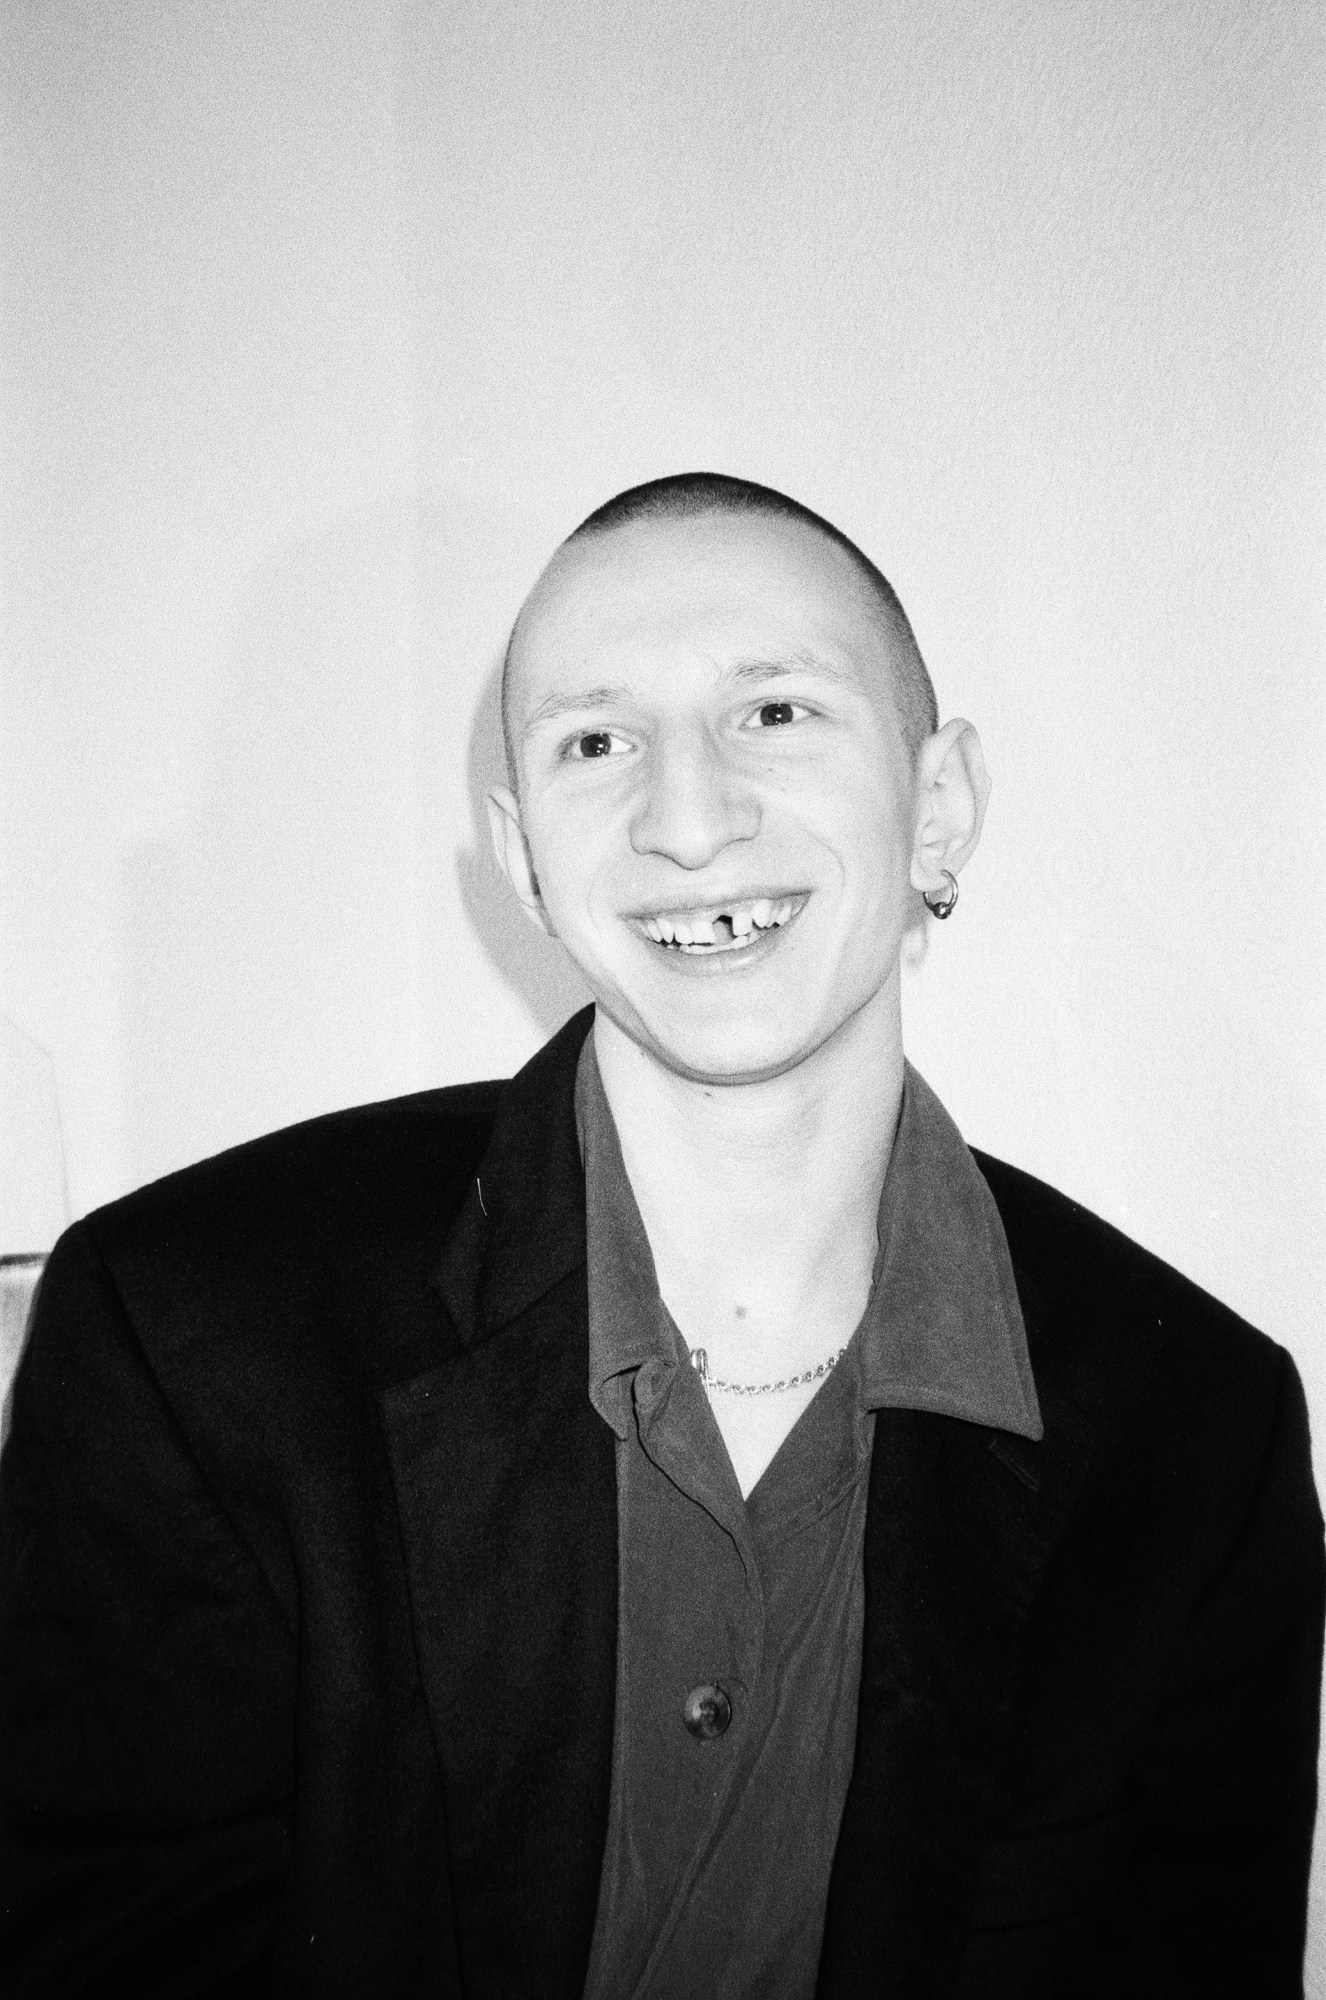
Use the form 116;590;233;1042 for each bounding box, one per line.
34;1080;509;1408
83;1079;505;1270
971;1148;1307;1510
16;1080;512;1506
972;1146;1266;1355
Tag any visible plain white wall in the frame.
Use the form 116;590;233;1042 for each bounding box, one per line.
4;0;1323;1969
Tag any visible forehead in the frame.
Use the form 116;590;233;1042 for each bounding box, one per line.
507;511;893;715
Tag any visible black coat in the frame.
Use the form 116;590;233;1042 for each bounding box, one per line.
1;1008;1321;1997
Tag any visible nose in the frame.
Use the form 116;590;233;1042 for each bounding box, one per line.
628;722;760;870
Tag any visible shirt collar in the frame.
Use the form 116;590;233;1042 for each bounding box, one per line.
575;1026;1042;1445
863;1063;1041;1438
575;1036;676;1439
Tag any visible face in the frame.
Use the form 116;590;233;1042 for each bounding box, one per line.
495;511;926;1087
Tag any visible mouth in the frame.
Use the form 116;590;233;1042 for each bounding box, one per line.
631;894;808;955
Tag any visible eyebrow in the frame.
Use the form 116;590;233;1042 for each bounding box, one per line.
726;652;857;687
524;684;636;728
522;654;856;732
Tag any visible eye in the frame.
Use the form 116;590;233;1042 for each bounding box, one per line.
744;699;810;729
566;729;632;761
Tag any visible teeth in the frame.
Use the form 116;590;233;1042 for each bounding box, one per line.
679;931;753;953
639;896;802;949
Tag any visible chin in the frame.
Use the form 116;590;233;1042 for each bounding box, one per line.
631;1007;828;1089
587;941;895;1087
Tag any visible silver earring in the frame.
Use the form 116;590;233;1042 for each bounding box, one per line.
923;869;959;919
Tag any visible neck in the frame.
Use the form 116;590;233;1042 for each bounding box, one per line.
592;989;904;1370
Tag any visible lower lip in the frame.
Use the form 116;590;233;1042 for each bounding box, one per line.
632;904;806;976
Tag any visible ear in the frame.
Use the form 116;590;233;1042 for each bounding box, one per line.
486;785;557;937
909;718;991;897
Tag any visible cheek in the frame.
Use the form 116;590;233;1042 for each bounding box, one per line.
813;782;912;893
524;809;617;940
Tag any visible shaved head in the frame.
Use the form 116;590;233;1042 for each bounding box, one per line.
502;473;937;786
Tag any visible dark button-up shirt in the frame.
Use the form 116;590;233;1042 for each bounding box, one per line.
576;1032;1042;2000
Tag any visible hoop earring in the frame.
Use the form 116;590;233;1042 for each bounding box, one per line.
923;868;959;919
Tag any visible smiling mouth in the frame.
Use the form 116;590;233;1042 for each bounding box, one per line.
633;895;807;954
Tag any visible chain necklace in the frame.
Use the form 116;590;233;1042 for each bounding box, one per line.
688;1345;848;1396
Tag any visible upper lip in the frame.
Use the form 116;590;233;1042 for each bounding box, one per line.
623;888;808;922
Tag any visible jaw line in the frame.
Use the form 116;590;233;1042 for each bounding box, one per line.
596;978;890;1092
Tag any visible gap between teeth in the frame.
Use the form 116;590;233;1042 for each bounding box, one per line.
642;899;798;948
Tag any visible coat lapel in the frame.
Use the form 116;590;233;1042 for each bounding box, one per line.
819;1322;1095;1998
377;1009;617;2000
378;1009;1096;1998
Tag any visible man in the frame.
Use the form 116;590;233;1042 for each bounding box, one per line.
1;473;1321;1998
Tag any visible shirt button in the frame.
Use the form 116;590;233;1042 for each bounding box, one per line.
682;1683;732;1739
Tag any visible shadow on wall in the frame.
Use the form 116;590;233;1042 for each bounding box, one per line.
121;505;421;1189
457;652;593;1041
119;486;928;1197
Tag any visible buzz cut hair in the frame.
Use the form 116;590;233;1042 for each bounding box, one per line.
501;471;938;781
